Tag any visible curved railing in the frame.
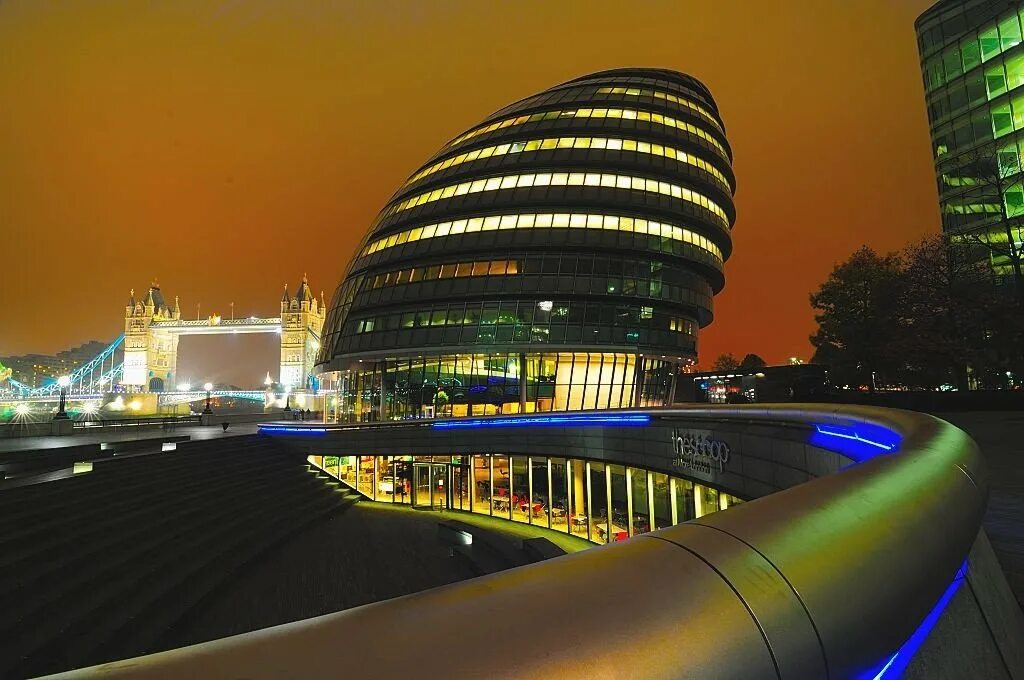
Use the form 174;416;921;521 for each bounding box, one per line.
62;405;987;679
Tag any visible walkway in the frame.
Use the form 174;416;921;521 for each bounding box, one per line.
940;411;1024;607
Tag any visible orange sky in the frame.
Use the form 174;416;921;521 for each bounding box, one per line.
0;0;940;385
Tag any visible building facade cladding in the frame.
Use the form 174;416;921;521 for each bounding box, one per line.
916;0;1024;279
317;68;736;420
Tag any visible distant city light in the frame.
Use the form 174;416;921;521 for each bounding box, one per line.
177;382;191;392
538;300;553;312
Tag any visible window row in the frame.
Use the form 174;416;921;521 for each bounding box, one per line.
405;135;731;190
330;352;679;418
356;275;712;319
363;254;708;291
595;86;723;132
310;454;741;544
444;106;728;158
361;212;724;262
931;95;1024;158
668;317;696;334
367;259;517;288
336;324;696;354
924;8;1024;91
350;301;697;336
384;172;730;227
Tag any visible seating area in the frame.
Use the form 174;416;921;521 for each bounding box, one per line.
0;433;360;678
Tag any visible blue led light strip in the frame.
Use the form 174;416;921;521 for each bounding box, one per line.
431;414;651;430
258;425;328;435
814;425;895;452
862;561;968;679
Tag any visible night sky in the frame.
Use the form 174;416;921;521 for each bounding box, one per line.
0;0;939;387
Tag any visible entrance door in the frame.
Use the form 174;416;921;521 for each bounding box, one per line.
412;462;451;509
412;463;432;508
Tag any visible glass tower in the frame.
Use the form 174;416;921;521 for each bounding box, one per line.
317;68;736;421
917;0;1024;283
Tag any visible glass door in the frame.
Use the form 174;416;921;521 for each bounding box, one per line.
413;463;433;508
433;463;449;510
412;462;451;509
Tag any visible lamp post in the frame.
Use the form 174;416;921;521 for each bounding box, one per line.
284;386;292;413
203;382;214;414
54;375;71;420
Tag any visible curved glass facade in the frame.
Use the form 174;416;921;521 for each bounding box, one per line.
317;68;736;419
917;0;1024;279
308;452;742;545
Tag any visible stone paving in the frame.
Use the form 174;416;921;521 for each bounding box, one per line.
939;411;1024;608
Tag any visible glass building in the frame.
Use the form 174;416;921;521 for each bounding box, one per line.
916;0;1024;282
308;451;742;544
317;68;737;421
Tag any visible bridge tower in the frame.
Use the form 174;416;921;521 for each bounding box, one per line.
279;275;324;390
123;285;181;392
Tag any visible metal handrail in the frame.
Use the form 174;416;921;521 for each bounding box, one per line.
58;405;987;679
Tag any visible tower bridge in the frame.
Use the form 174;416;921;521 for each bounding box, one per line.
0;275;324;404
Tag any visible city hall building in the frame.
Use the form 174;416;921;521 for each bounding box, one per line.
302;68;741;544
317;67;736;421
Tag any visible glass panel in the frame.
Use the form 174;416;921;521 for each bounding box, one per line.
652;472;672;529
357;455;374;498
608;464;629;542
1000;14;1022;51
395;458;412;504
589;462;609;542
986;62;1008;98
376;456;394;502
630;467;651;535
492;455;511;519
961;37;982;71
471;455;490;515
1006;51;1024;91
550;457;569;534
453;458;469;511
569;459;589;539
511;456;531;523
531;457;551;529
981;25;1001;62
674;477;695;522
695;483;719;518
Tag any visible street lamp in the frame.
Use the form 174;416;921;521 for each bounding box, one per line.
284;386;292;412
54;375;71;420
203;382;214;414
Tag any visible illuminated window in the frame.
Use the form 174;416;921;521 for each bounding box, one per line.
404;135;731;190
444;106;728;157
385;172;730;227
361;212;723;262
594;85;723;132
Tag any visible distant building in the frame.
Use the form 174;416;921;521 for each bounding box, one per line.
123;285;182;392
279;276;325;390
916;0;1024;282
1;340;114;388
684;364;830;404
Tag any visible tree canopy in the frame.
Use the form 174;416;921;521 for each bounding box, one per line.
810;237;1023;390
